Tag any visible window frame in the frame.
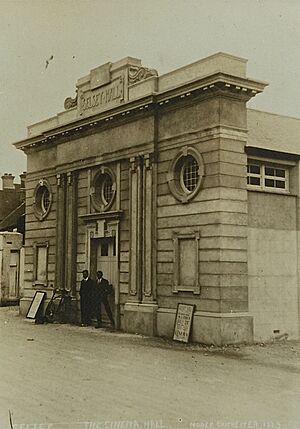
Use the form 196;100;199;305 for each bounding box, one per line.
91;166;116;212
247;158;290;194
101;174;114;206
33;179;52;221
179;154;200;194
172;231;200;295
167;146;205;203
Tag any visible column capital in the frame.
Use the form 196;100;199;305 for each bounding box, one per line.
144;153;156;170
66;171;78;186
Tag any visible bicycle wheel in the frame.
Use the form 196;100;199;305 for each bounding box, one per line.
56;295;72;323
44;301;57;323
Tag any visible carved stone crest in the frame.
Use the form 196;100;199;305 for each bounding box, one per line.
64;90;78;109
128;66;158;85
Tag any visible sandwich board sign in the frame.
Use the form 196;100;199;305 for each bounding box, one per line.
173;303;195;343
26;291;46;320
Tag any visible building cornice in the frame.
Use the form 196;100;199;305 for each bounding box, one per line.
14;72;267;153
79;210;123;223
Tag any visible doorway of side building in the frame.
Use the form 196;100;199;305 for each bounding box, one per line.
90;236;118;326
8;250;20;303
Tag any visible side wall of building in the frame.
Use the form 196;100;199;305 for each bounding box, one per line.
154;95;251;345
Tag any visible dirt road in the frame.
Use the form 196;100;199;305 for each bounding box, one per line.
0;307;299;429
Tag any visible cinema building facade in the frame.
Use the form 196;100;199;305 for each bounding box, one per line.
15;53;300;344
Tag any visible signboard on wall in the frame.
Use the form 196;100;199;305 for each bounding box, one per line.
26;291;46;319
173;303;195;343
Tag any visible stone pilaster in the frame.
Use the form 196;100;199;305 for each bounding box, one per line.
125;154;158;336
55;173;66;290
65;171;78;295
128;156;143;300
142;153;157;302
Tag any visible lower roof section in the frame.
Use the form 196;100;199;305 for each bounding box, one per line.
247;108;300;156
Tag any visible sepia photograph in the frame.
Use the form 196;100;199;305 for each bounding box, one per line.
0;1;300;428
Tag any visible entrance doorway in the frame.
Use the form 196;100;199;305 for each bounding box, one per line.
90;237;118;325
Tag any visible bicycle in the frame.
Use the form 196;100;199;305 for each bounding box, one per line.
44;287;72;324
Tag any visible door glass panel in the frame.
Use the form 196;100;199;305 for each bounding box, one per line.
101;240;109;256
112;238;116;256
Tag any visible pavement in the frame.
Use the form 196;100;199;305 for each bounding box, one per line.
0;306;300;429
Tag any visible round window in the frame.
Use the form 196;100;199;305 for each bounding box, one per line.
101;174;114;205
179;155;199;193
33;180;52;220
91;167;116;212
167;147;204;203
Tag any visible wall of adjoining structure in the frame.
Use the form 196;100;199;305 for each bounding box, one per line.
248;192;299;341
246;110;300;342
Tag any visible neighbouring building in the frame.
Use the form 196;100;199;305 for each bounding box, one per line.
14;53;300;344
0;174;26;305
0;232;24;305
0;201;25;235
0;173;26;227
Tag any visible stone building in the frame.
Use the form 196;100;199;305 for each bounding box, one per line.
0;232;24;305
14;53;300;344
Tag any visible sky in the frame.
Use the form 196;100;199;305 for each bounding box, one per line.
0;0;300;183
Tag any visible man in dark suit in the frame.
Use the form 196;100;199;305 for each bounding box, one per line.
79;269;95;326
94;270;115;329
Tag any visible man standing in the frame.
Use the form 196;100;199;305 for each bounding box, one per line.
79;270;94;326
94;270;115;329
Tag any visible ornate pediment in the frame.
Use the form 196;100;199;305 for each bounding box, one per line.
63;57;158;116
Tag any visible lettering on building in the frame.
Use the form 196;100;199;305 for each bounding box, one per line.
79;76;125;115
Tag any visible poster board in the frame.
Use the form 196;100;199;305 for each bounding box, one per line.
26;291;46;319
173;303;195;343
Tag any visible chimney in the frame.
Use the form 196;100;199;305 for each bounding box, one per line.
2;173;15;190
20;171;27;190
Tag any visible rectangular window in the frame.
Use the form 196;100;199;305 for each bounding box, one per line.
34;242;48;286
247;160;289;193
172;231;200;295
